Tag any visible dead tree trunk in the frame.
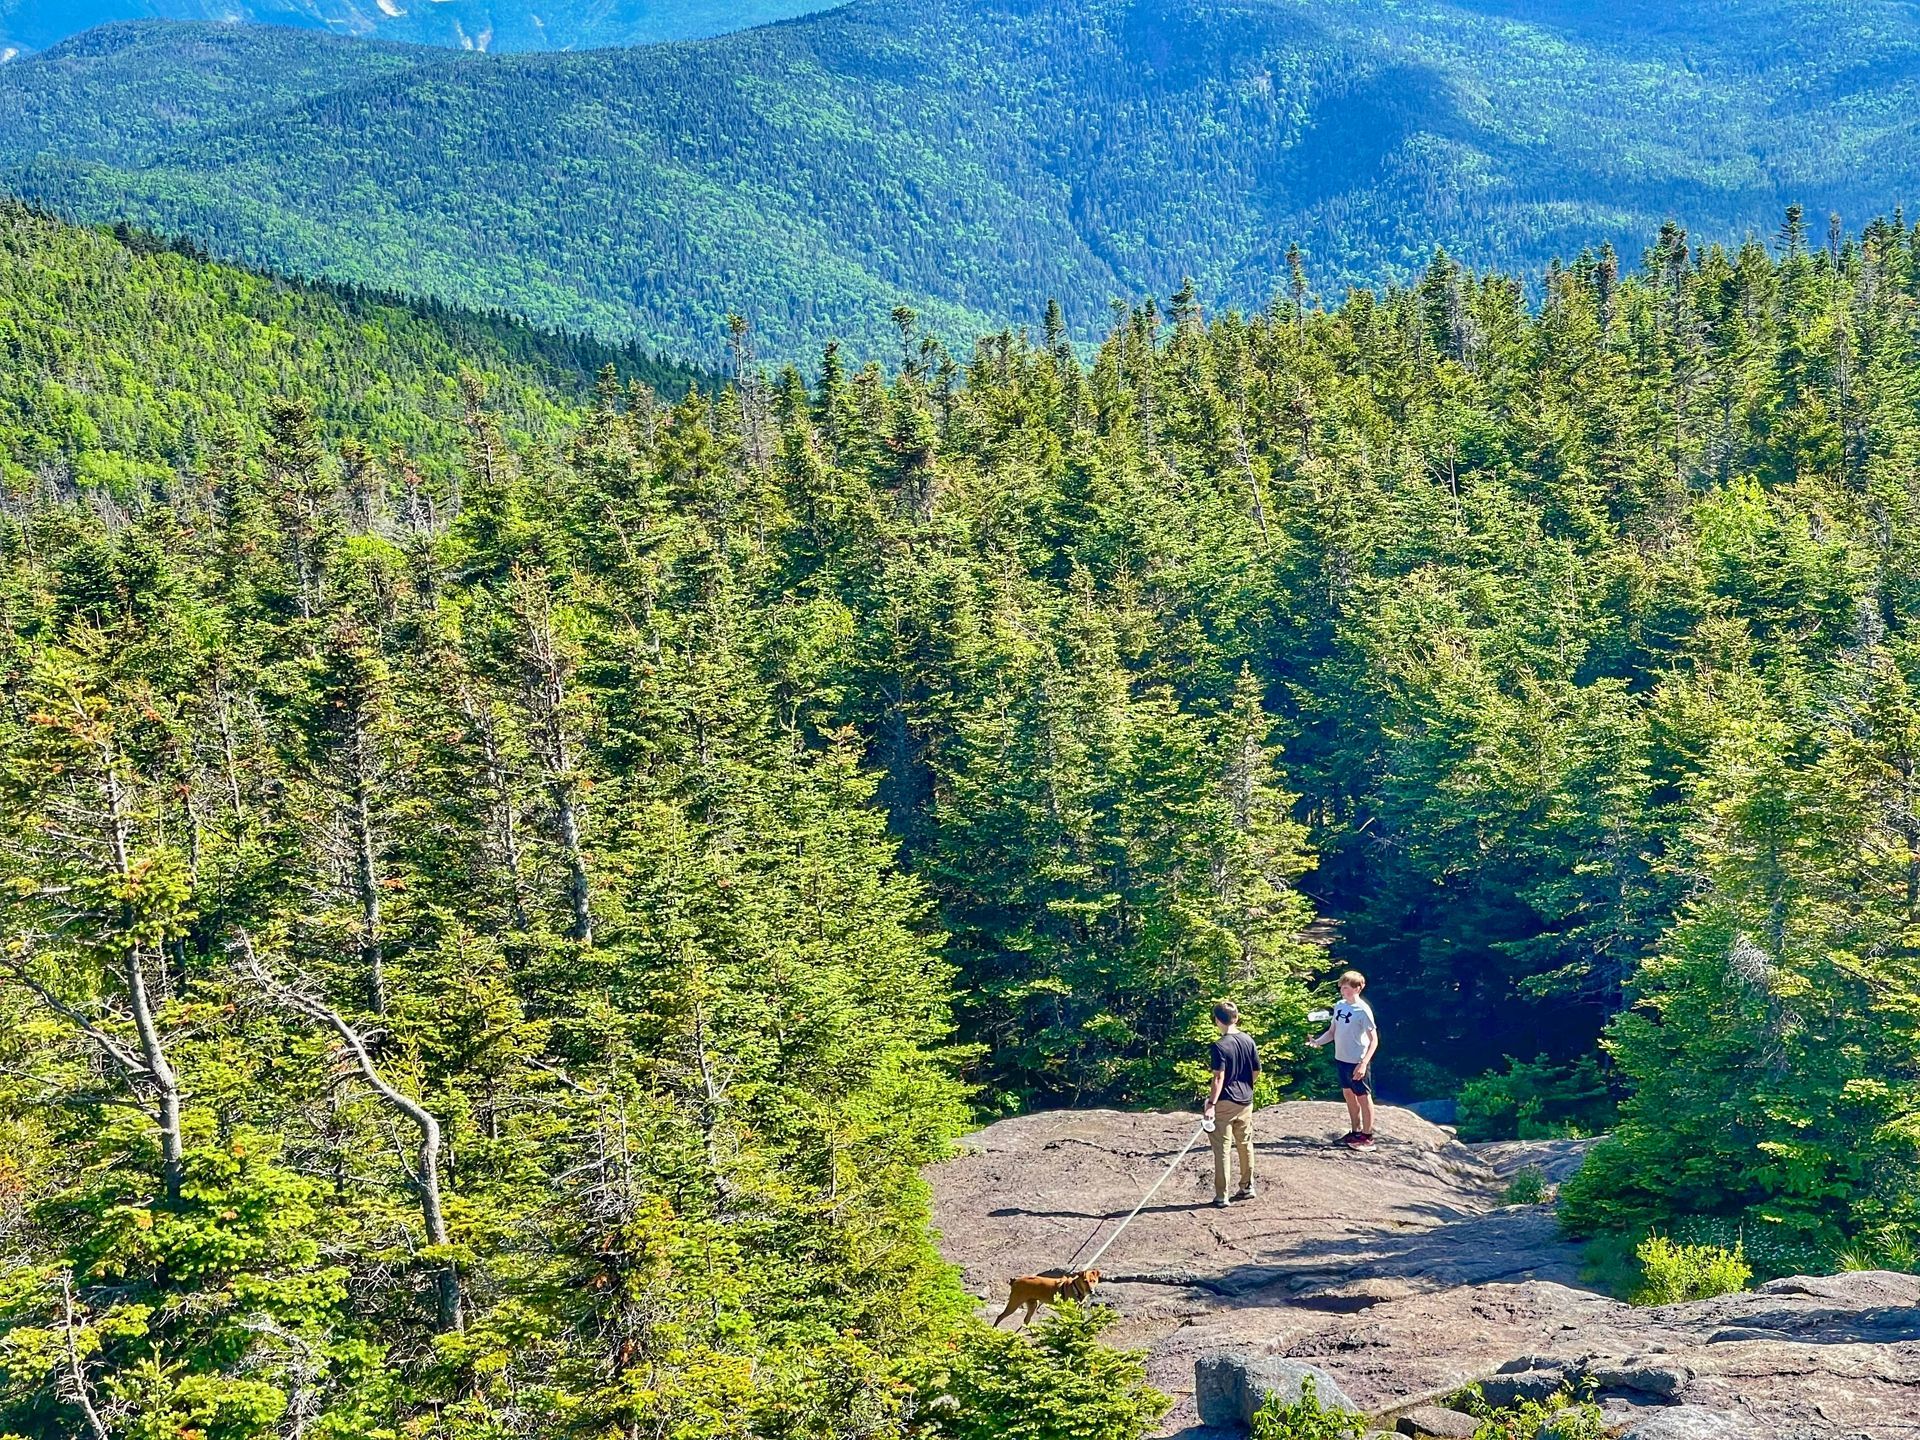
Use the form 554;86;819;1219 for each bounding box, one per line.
689;1003;739;1199
60;1271;111;1440
517;578;592;944
1234;414;1272;549
350;741;386;1017
237;935;463;1332
457;683;533;935
210;669;246;819
101;740;185;1202
5;721;187;1205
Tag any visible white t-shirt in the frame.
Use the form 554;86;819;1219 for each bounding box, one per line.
1332;997;1377;1063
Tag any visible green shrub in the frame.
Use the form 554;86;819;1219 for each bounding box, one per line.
1249;1376;1368;1440
1485;1398;1606;1440
911;1303;1170;1440
1584;1216;1825;1300
1667;1214;1828;1283
1457;1055;1613;1142
1445;1383;1606;1440
1835;1228;1920;1275
1631;1234;1752;1305
1501;1167;1549;1206
1578;1231;1644;1299
1564;1163;1836;1281
1554;1134;1643;1237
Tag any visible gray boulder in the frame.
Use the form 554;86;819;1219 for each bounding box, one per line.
1195;1350;1357;1427
1405;1099;1458;1126
1394;1405;1479;1437
1475;1369;1565;1407
1494;1354;1570;1376
1587;1358;1693;1398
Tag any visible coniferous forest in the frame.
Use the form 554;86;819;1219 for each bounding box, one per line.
10;0;1920;360
8;188;1920;1435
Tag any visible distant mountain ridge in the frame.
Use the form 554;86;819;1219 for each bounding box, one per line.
5;0;1920;360
0;0;833;56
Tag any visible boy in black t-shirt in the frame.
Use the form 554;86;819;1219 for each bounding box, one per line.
1203;1001;1259;1206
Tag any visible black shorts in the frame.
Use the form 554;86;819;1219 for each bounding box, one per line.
1337;1061;1371;1097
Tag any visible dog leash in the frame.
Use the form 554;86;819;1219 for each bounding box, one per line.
1069;1117;1211;1272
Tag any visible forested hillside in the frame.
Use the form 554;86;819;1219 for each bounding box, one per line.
8;0;1920;359
0;206;1169;1439
0;203;703;492
0;0;829;57
8;200;1920;1434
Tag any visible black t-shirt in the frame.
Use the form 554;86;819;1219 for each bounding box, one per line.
1210;1030;1260;1105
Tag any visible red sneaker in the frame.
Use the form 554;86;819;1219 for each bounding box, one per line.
1344;1132;1376;1149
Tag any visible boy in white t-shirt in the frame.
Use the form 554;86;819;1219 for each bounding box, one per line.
1309;969;1378;1148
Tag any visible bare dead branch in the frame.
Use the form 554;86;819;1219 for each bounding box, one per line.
233;932;463;1331
60;1271;110;1440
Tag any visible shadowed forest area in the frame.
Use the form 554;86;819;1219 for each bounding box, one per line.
4;200;1920;1434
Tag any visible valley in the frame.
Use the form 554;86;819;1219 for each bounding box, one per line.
7;4;1920;1437
7;0;1920;359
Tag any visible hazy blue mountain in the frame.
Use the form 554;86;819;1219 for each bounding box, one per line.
0;0;833;57
5;0;1920;360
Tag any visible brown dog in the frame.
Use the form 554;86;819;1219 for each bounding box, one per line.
993;1268;1100;1326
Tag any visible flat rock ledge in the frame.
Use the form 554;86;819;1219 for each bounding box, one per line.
928;1105;1920;1438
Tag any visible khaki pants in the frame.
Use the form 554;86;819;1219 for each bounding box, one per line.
1209;1099;1254;1198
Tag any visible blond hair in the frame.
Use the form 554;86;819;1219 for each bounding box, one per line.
1338;969;1366;992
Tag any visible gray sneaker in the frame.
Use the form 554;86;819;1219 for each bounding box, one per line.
1212;1195;1232;1208
1231;1187;1256;1202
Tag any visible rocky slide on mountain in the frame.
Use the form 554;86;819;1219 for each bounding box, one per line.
927;1104;1920;1438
